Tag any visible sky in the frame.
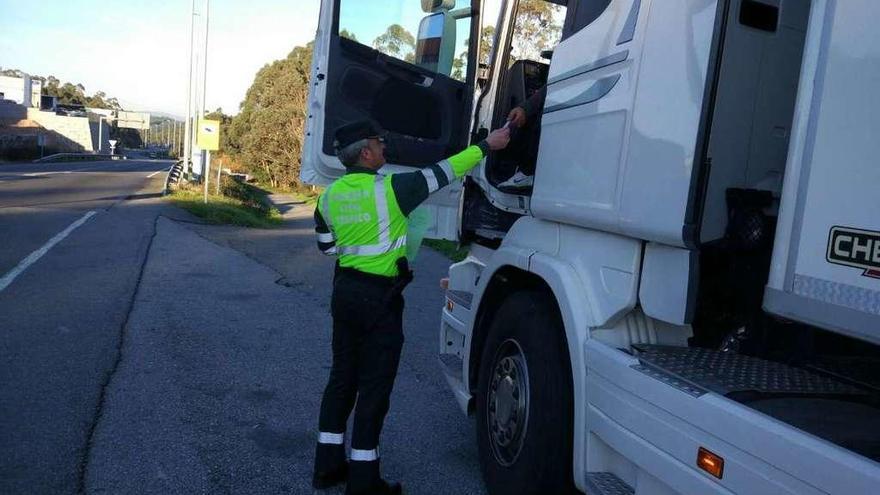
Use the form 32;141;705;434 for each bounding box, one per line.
0;0;322;117
0;0;504;118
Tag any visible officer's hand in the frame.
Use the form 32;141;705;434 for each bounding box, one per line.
507;107;527;127
486;127;511;151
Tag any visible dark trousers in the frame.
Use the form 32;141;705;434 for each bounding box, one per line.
315;267;404;490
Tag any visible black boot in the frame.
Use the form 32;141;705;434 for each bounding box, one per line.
313;442;348;490
345;478;402;495
312;462;349;490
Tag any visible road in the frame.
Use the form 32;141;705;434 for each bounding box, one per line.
0;158;174;493
0;160;487;494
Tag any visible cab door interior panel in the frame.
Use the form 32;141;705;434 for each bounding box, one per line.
322;36;468;166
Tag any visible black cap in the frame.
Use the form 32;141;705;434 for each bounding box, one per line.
333;120;386;150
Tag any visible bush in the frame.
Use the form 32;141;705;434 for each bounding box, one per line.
220;176;273;215
169;181;281;228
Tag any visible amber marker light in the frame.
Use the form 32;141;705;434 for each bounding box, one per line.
697;447;724;479
446;299;454;311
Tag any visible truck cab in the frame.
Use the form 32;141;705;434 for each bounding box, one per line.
302;1;880;494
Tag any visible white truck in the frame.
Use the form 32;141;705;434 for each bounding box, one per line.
302;0;880;493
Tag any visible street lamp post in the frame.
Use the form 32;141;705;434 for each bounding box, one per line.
183;0;197;177
202;0;212;202
97;116;105;153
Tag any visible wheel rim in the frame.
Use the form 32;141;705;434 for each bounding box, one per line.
486;338;530;467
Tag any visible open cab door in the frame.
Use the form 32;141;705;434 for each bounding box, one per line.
301;0;483;240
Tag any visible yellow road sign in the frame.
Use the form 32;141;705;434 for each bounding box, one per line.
197;119;221;151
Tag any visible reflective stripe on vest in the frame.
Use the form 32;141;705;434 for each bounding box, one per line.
374;175;391;246
336;235;407;256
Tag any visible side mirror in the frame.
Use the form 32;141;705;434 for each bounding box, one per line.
415;12;456;76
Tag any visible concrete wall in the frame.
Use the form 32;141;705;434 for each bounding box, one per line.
26;108;94;152
88;117;111;153
0;101;28;124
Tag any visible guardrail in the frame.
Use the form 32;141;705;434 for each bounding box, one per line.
33;153;126;163
163;161;184;196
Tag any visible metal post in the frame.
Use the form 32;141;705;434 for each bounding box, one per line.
200;0;212;186
193;51;201;180
183;0;197;177
97;116;103;153
202;0;210;118
216;154;222;195
203;150;210;204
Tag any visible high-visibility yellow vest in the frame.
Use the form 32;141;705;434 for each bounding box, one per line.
317;145;487;277
318;173;408;277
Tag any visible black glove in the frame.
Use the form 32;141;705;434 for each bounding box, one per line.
395;257;414;287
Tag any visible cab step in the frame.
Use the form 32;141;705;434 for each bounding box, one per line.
631;344;867;398
585;472;634;495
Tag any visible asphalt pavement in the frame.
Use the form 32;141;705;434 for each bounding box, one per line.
1;163;487;494
0;158;176;493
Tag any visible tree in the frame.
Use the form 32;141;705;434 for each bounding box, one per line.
373;24;415;62
227;43;314;189
511;0;562;61
339;28;359;42
56;82;87;105
451;25;495;81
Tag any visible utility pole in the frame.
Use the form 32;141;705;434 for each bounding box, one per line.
201;0;210;120
202;0;211;203
183;0;197;177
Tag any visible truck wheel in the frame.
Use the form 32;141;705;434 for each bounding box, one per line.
476;290;576;495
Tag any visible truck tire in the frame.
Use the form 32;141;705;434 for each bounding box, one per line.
475;290;576;495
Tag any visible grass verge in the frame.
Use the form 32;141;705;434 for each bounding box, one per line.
423;239;469;263
168;188;282;228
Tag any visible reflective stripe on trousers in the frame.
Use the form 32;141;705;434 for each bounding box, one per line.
350;448;378;462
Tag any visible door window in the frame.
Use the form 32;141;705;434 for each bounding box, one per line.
510;0;566;63
337;0;475;81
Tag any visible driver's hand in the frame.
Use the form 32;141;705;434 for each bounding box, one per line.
507;107;527;128
485;127;511;151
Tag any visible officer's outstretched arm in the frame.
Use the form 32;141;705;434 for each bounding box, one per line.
391;128;510;217
313;204;337;256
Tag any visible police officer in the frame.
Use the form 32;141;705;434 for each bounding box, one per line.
312;120;510;494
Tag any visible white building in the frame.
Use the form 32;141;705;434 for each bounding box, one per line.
0;75;42;108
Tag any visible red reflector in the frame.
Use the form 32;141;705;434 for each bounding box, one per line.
697;447;724;479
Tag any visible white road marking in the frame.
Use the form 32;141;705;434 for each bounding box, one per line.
147;166;172;178
20;160;145;177
0;211;97;293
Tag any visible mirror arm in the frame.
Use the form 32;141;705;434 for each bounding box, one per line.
449;7;475;20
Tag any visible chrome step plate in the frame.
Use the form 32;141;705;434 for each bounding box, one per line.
632;345;866;397
585;472;634;495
